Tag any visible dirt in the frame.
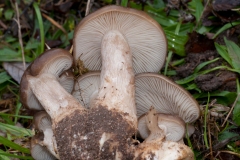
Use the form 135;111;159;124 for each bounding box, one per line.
54;106;136;160
175;49;237;92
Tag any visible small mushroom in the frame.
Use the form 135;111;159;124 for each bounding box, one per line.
135;73;200;123
20;49;74;110
138;112;185;142
74;5;167;74
33;111;59;159
72;72;100;108
135;107;194;160
31;133;57;160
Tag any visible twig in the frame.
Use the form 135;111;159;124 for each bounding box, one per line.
69;45;73;54
14;1;26;70
85;0;94;16
195;0;210;30
221;93;240;127
0;20;7;30
45;43;51;50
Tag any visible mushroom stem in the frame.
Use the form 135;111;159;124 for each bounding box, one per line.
96;30;137;128
28;73;84;122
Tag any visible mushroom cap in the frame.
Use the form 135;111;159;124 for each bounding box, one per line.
20;48;73;110
73;5;167;74
135;73;200;123
33;111;59;159
31;134;56;160
72;72;101;108
33;111;52;132
58;70;74;93
138;113;186;142
3;62;30;84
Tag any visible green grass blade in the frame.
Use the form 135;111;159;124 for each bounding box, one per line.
233;79;240;125
0;72;11;84
0;122;34;137
33;2;44;53
224;37;240;70
0;113;33;119
213;21;240;39
0;136;30;154
0;150;33;160
194;58;220;73
204;92;210;148
0;150;11;160
121;0;128;7
215;42;233;67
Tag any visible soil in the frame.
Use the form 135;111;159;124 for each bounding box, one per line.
54;106;136;160
175;32;238;92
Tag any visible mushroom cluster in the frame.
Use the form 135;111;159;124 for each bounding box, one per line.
20;5;200;160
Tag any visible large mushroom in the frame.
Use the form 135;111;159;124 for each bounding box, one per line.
73;5;167;74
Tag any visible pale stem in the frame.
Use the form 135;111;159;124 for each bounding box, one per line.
28;73;84;122
96;30;137;127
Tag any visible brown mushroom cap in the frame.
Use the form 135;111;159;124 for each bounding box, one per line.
72;72;100;108
135;73;200;123
138;113;185;142
73;5;167;74
20;48;73;110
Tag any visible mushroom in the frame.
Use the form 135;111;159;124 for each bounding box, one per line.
58;70;74;94
138;112;185;142
20;49;74;110
73;5;167;74
3;62;30;84
72;71;100;108
135;107;194;160
31;133;57;160
22;29;137;159
33;111;59;159
135;73;200;123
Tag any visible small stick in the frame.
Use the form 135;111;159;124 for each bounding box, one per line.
221;93;240;127
85;0;94;16
45;43;51;50
14;2;26;70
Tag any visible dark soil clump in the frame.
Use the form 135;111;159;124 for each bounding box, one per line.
54;106;135;160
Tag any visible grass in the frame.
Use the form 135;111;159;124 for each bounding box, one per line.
0;0;240;159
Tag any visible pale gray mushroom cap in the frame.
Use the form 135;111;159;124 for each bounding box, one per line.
73;5;167;74
31;134;57;160
20;49;73;110
58;70;74;94
3;62;30;84
72;72;100;108
33;111;59;159
138;113;185;142
135;73;200;123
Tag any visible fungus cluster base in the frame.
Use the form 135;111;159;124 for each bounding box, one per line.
54;106;136;159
